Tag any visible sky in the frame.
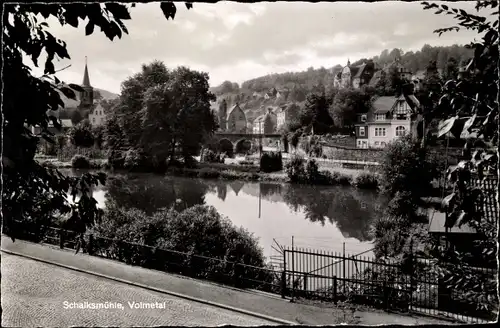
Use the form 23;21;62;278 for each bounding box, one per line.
25;1;482;94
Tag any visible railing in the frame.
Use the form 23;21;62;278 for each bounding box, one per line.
4;223;282;295
282;247;497;323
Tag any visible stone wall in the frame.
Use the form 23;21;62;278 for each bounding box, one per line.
321;144;384;162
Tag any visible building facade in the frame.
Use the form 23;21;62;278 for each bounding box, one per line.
276;103;299;131
89;103;106;126
355;94;420;149
253;108;276;134
226;103;247;133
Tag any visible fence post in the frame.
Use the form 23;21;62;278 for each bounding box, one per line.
281;249;287;299
303;273;308;293
59;229;64;249
281;270;287;299
383;280;389;310
343;242;346;294
333;276;338;305
87;234;94;255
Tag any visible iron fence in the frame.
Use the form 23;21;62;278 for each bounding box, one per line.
282;247;497;323
5;223;282;295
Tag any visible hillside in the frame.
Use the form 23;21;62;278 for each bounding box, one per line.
59;86;119;109
210;44;473;124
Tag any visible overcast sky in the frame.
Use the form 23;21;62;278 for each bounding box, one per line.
27;1;481;94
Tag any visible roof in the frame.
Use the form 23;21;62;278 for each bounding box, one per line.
369;70;383;86
405;94;421;110
82;60;91;87
61;119;72;127
372;96;396;114
428;210;477;235
91;103;104;115
227;103;245;119
352;63;366;78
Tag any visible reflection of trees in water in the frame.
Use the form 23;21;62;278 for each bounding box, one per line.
215;181;227;201
106;174;208;215
259;183;283;199
282;184;386;242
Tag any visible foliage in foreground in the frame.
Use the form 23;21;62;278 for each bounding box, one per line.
2;2;192;236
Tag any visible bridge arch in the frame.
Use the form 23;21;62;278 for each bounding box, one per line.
218;138;234;157
234;139;252;154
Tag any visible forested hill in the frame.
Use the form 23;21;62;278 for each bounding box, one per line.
210;43;473;123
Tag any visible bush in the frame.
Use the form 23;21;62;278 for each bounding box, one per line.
285;154;305;182
87;204;270;289
321;170;352;186
108;150;125;169
305;159;319;183
197;167;221;179
71;154;90;169
124;149;143;169
201;149;223;163
259;151;283;173
353;172;379;190
69;119;94;148
380;134;438;201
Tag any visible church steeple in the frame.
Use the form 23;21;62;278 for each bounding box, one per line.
347;58;351;66
82;56;91;87
79;56;94;109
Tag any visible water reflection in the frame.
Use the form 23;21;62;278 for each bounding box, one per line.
62;169;386;254
105;173;209;214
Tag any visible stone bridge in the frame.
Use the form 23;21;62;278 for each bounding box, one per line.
208;132;282;154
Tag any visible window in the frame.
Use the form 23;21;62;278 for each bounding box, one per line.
395;101;406;116
396;126;406;136
381;142;386;147
374;141;379;146
92;117;96;124
376;114;385;121
360;114;367;122
362;141;368;148
359;127;365;136
375;128;387;137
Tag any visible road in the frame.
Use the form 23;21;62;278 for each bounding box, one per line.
1;253;273;327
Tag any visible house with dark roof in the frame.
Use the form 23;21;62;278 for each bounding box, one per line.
334;59;377;90
354;93;420;148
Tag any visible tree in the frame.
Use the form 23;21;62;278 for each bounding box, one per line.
69;119;94;148
299;93;334;134
443;56;459;81
329;88;373;132
419;0;499;316
70;109;84;126
2;2;192;238
127;63;217;165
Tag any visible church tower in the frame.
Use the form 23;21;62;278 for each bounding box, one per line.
80;56;94;109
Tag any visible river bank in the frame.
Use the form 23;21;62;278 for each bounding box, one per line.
36;157;380;190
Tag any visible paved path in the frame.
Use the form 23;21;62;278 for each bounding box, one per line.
2;237;455;325
1;253;272;327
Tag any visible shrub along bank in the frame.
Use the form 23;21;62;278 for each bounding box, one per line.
85;203;280;291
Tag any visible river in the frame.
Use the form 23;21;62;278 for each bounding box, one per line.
61;169;387;262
